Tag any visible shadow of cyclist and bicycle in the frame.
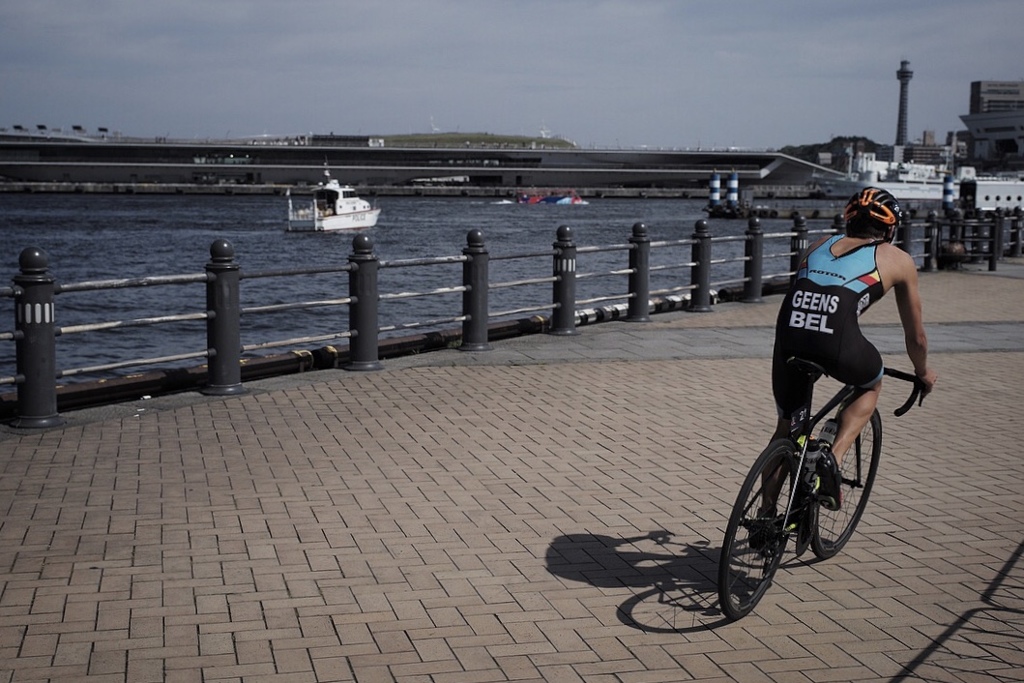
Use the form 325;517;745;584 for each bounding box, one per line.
544;528;807;633
546;530;1024;677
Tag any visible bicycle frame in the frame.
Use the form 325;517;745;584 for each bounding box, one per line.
719;363;925;621
777;361;925;539
775;361;859;532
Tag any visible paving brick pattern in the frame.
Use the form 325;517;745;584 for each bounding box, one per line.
1;264;1022;682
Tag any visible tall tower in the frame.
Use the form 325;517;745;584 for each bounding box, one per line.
895;60;913;146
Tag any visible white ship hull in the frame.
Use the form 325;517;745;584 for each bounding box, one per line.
817;176;950;202
287;174;381;232
287;206;381;232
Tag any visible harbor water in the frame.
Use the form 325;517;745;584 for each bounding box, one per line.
0;193;845;383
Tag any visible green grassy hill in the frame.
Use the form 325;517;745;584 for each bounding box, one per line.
380;132;576;149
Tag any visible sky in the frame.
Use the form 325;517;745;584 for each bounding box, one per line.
2;0;1022;150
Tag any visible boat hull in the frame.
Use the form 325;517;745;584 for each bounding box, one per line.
287;208;381;232
816;177;951;203
516;192;588;205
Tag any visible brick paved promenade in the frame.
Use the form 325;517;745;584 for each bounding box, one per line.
2;263;1022;682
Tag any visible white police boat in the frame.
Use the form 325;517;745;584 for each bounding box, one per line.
287;171;380;232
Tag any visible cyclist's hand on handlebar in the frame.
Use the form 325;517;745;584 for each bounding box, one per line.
916;367;938;396
885;366;933;416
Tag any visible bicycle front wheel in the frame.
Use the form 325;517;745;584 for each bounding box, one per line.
718;439;796;621
812;409;882;559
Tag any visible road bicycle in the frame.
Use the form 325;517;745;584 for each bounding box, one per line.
718;358;926;622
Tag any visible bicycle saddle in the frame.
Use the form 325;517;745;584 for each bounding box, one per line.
786;357;827;379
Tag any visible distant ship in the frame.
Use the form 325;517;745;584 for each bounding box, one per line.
515;190;588;205
814;152;1024;213
814;152;956;202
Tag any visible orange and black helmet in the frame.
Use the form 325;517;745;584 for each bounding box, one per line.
844;187;904;242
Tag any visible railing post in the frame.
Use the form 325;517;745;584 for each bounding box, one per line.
990;210;1004;271
742;216;763;303
346;234;383;370
970;214;984;262
831;213;845;235
949;208;964;247
689;219;712;312
1011;208;1023;258
626;222;651;321
550;225;578;335
897;218;911;254
202;239;245;396
922;210;938;272
461;229;490;351
11;247;63;428
790;213;808;285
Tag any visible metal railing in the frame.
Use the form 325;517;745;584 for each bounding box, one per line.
4;209;1021;427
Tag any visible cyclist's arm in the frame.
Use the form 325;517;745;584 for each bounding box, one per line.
884;247;937;392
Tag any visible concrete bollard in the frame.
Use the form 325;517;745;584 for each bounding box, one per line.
461;229;490;351
742;217;764;303
346;234;383;370
626;222;651;322
550;225;578;335
11;247;63;428
689;219;712;312
202;239;245;396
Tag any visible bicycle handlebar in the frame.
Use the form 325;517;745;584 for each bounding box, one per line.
883;367;928;417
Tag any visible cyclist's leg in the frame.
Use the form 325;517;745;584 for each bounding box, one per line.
831;338;884;466
770;343;810;443
813;408;883;559
832;381;881;465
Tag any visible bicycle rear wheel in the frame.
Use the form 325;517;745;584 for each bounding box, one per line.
812;409;882;559
719;439;796;621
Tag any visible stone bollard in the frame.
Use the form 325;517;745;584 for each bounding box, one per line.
626;222;651;322
689;219;712;312
461;229;490;351
11;247;64;428
346;234;383;370
202;239;245;396
742;217;764;303
550;225;578;335
790;214;808;285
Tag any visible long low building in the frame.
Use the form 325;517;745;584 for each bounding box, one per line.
0;132;840;193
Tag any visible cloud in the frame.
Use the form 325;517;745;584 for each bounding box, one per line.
1;0;1021;147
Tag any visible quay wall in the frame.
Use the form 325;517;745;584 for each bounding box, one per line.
0;181;816;199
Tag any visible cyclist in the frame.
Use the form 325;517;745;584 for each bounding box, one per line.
770;187;938;509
